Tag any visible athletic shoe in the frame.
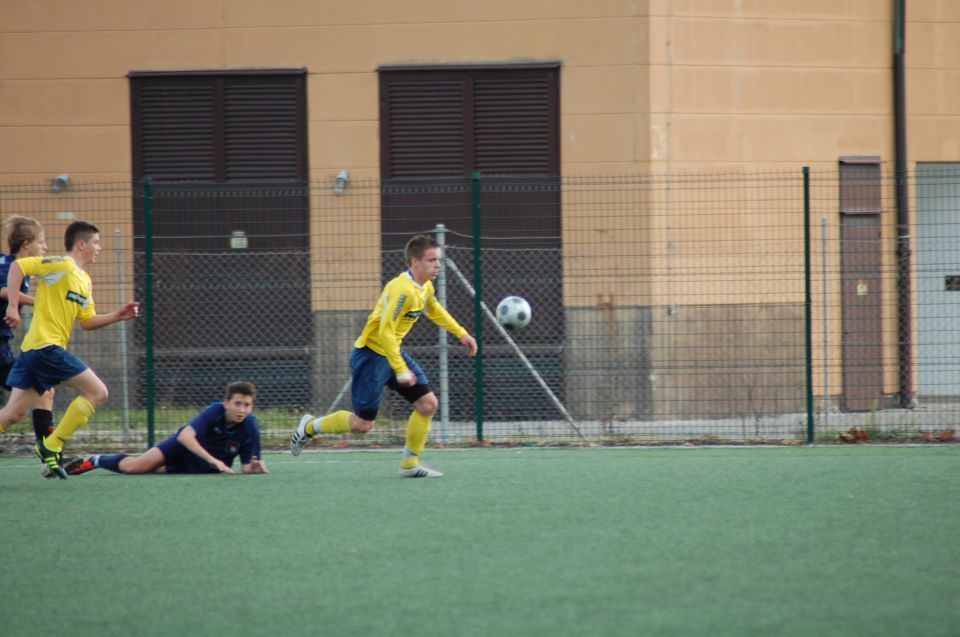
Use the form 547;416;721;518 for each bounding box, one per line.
41;455;82;479
65;456;97;476
290;414;314;456
399;464;443;478
34;439;67;480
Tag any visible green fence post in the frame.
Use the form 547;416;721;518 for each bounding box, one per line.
471;172;484;443
143;178;155;447
803;167;815;444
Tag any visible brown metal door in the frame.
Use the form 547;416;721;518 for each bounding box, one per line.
130;71;310;407
840;214;883;410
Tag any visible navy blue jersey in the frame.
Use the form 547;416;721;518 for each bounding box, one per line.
0;253;29;342
169;402;262;473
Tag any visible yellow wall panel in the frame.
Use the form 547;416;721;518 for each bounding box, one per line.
0;0;222;31
224;0;640;27
0;80;127;126
671;67;888;115
670;17;889;67
225;19;637;71
667;0;887;21
308;74;378;121
909;0;960;22
0;127;128;175
563;66;644;115
668;115;888;163
909;70;960;116
0;31;225;80
309;121;380;172
910;118;960;161
908;22;960;70
563;114;637;165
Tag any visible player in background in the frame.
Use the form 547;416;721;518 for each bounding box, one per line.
290;234;477;477
66;381;268;476
0;216;57;447
0;221;140;479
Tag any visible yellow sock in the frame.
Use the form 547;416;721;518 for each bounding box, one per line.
308;410;351;435
45;396;95;452
401;411;432;469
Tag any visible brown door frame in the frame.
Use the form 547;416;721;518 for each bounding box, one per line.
838;157;884;411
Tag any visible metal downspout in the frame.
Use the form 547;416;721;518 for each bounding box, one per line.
894;0;914;407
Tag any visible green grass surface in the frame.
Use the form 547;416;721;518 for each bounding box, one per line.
1;446;958;637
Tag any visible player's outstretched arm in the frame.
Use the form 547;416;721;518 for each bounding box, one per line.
80;302;140;331
177;425;236;474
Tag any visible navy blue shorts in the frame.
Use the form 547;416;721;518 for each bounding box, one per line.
350;347;431;420
7;346;88;394
155;433;218;474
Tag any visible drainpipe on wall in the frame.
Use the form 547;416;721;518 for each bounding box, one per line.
894;0;914;407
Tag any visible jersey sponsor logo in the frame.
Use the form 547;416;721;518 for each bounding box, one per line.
42;256;68;264
405;310;422;319
392;294;407;320
65;290;88;306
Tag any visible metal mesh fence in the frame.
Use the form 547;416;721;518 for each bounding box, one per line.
0;168;958;453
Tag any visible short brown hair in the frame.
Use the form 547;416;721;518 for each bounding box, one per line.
225;380;256;401
405;234;439;266
65;220;99;251
4;216;44;255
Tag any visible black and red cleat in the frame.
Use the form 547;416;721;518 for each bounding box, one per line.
65;457;97;476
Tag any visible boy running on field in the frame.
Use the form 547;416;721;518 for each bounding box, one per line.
290;233;477;477
0;221;140;479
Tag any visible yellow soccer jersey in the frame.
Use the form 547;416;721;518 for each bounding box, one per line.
16;256;96;351
355;270;467;374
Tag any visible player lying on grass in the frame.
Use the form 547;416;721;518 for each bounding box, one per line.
290;234;477;478
65;381;268;476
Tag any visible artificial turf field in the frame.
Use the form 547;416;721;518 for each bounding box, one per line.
1;446;958;637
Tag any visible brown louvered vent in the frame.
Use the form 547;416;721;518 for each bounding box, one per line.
385;78;465;177
136;81;217;180
380;64;559;179
224;77;305;180
131;71;307;182
474;75;554;174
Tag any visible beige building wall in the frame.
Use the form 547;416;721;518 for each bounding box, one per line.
1;2;956;178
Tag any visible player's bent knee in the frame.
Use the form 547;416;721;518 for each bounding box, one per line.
87;387;108;408
415;393;439;417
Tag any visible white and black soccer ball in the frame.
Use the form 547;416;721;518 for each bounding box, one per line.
496;296;532;331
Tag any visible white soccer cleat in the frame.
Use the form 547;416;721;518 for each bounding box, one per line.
290;414;314;456
399;464;443;478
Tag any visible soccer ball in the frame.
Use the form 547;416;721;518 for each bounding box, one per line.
496;296;532;331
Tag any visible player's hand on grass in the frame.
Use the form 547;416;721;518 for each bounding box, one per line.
460;333;478;357
247;456;269;474
210;458;235;474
